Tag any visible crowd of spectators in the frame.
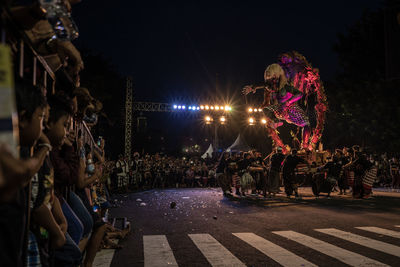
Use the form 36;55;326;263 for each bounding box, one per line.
0;1;129;267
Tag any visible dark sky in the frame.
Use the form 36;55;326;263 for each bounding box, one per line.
72;0;382;103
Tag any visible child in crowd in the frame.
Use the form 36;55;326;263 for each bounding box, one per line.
0;79;47;267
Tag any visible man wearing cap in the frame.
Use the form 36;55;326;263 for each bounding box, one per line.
268;147;285;197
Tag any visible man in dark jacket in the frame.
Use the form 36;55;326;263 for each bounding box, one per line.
282;149;309;198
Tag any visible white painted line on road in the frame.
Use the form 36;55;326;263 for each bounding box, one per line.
356;226;400;239
93;239;119;267
143;235;178;267
233;233;316;267
316;228;400;257
189;234;245;267
273;231;388;267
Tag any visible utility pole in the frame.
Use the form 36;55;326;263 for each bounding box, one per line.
124;77;133;161
214;73;219;151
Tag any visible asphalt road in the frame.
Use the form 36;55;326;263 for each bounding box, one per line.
96;188;400;267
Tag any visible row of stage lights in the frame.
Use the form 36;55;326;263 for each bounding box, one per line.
248;107;263;113
248;117;268;125
205;115;226;125
173;104;232;111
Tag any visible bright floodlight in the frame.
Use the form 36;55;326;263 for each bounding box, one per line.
228;107;232;111
205;105;209;110
220;116;226;122
220;106;224;110
254;108;258;112
261;118;267;124
248;108;253;113
173;105;177;109
215;106;220;110
258;108;263;112
224;106;229;111
248;117;255;125
178;105;182;109
210;106;214;110
182;105;186;109
197;107;200;110
189;106;192;110
200;105;205;110
205;116;212;124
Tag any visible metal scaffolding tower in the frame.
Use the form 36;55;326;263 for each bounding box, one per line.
124;77;133;161
133;102;172;112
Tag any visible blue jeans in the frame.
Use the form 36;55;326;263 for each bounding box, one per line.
54;233;82;267
68;191;93;238
61;199;83;245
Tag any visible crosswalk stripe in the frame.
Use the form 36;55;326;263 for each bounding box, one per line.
316;228;400;257
356;226;400;239
93;239;119;267
188;234;245;267
143;235;178;267
233;233;316;267
273;230;388;267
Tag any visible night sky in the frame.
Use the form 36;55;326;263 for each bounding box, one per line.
73;0;381;101
72;0;383;153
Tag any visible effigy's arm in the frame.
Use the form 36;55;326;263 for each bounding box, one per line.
242;82;265;95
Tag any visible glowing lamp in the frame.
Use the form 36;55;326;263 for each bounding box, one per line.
182;105;186;109
248;108;253;113
189;106;192;110
215;106;220;110
228;107;232;111
210;106;214;110
224;106;229;111
197;107;200;110
178;105;182;109
220;116;226;124
205;105;209;110
200;105;204;110
258;108;263;112
248;117;255;125
261;118;267;124
220;106;224;110
173;105;177;109
254;108;258;112
205;116;212;124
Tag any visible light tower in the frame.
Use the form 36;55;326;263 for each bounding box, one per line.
124;77;133;161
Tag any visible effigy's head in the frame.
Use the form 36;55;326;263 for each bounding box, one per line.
264;64;287;91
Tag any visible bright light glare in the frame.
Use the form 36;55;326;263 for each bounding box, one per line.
182;106;186;109
258;108;263;112
220;106;224;110
225;106;229;111
248;108;253;113
173;105;177;109
205;105;209;110
178;105;182;109
215;106;220;110
189;106;192;110
261;118;267;124
205;116;212;122
200;105;204;110
254;109;258;112
228;107;232;111
210;106;214;110
220;116;226;122
197;107;200;110
248;117;255;124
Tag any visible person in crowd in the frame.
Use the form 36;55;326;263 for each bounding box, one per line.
343;151;374;198
282;149;309;199
0;80;48;267
216;152;230;195
390;157;400;189
267;147;285;198
115;154;129;192
237;152;255;196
